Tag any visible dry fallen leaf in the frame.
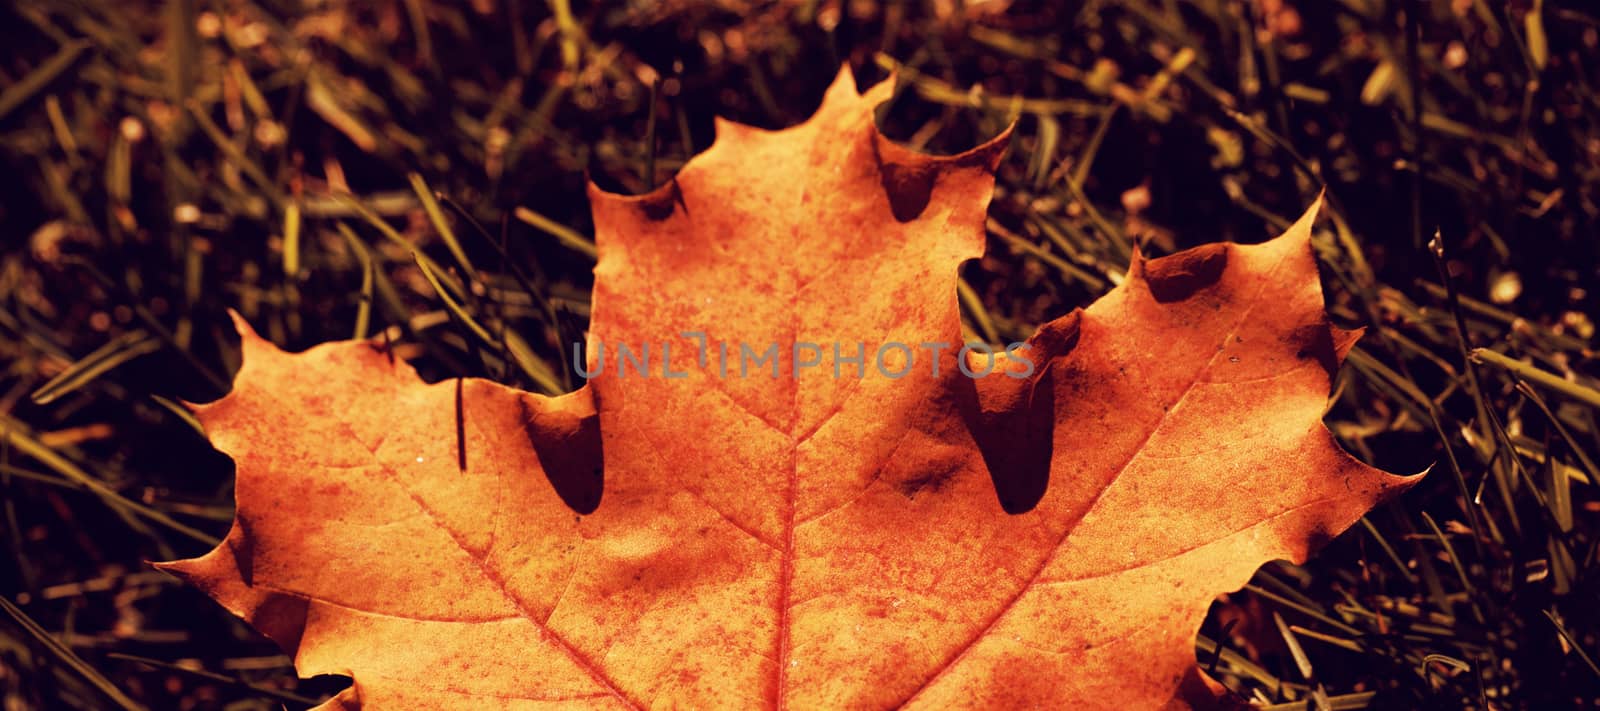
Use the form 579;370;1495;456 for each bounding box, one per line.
160;71;1417;710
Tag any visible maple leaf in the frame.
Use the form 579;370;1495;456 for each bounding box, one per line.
159;70;1418;710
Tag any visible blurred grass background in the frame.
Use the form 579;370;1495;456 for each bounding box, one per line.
1;0;1599;708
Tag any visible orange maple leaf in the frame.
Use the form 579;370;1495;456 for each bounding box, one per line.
159;71;1417;709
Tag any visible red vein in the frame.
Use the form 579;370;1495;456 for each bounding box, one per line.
683;486;780;549
247;379;642;710
1037;492;1348;587
774;437;798;711
377;451;640;707
361;434;642;710
633;418;778;549
897;246;1290;706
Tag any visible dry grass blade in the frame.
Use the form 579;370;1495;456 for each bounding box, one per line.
0;596;146;711
30;330;162;406
1472;348;1600;409
2;0;1597;706
1545;610;1600;679
0;39;90;121
106;653;322;706
514;206;597;259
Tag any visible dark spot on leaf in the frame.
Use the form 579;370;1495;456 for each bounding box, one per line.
1293;322;1341;377
870;127;1011;223
1142;243;1229;303
898;464;959;499
635;178;684;221
1304;524;1337;553
960;337;1064;514
1030;310;1083;362
229;516;256;587
249;591;310;657
879;162;937;222
518;396;604;514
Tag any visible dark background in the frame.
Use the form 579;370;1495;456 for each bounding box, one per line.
2;0;1598;708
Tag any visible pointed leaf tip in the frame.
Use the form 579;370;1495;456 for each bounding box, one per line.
830;63;860;96
1331;326;1364;365
226;309;262;342
1278;194;1325;248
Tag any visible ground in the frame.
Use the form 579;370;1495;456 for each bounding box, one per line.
1;1;1598;709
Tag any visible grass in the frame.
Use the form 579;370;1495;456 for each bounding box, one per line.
2;0;1598;708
